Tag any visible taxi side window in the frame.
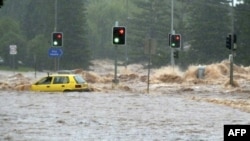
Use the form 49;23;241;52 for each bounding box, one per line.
62;77;69;83
36;77;52;85
53;76;69;84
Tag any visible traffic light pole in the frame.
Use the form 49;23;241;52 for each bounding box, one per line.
113;45;119;84
54;0;58;32
147;38;152;93
113;21;119;85
54;0;59;72
229;0;235;86
125;0;129;69
170;0;175;67
112;22;126;85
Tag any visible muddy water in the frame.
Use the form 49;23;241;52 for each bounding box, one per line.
0;60;250;140
1;91;250;141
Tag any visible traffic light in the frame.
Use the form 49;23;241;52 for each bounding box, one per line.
226;34;232;50
113;26;126;45
52;32;63;47
173;50;179;58
170;34;181;48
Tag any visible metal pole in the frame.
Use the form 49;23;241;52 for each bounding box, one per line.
147;38;152;93
57;57;60;70
54;0;58;72
125;0;129;69
54;0;57;32
34;54;37;78
13;55;15;74
113;21;119;84
230;0;234;86
114;45;118;84
170;0;175;67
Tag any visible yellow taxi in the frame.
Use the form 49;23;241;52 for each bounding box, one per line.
31;73;89;92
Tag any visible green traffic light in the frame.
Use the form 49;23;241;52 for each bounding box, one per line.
53;41;58;46
113;26;126;45
114;37;120;43
170;34;181;48
52;32;63;47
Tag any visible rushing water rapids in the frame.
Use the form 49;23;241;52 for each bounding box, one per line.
0;60;250;140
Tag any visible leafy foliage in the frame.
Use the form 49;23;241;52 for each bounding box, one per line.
234;0;250;65
0;0;249;71
183;0;231;66
0;0;90;70
86;0;129;59
128;0;172;66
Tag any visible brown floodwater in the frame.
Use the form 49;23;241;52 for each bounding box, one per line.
0;60;250;140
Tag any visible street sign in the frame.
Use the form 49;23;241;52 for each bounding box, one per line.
9;45;17;55
144;38;156;54
48;48;63;57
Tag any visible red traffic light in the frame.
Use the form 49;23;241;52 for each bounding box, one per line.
56;33;62;39
52;32;63;47
175;35;180;40
170;34;181;48
119;29;124;34
113;26;126;45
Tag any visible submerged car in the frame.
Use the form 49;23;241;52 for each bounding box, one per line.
31;73;89;92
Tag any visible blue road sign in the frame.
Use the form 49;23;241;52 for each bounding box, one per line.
48;48;63;57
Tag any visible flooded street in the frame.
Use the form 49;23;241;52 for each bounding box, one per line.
1;90;250;141
0;60;250;140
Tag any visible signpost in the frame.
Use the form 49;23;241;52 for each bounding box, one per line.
9;45;17;73
48;47;63;57
48;47;63;72
144;38;157;93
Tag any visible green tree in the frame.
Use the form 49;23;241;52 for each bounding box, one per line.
86;0;129;59
129;0;172;66
183;0;231;66
21;0;90;70
234;0;250;65
57;0;90;69
23;0;54;40
26;34;51;70
1;0;90;70
21;0;57;70
0;17;26;67
0;0;30;23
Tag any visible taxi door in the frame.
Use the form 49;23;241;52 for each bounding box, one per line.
51;76;70;92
